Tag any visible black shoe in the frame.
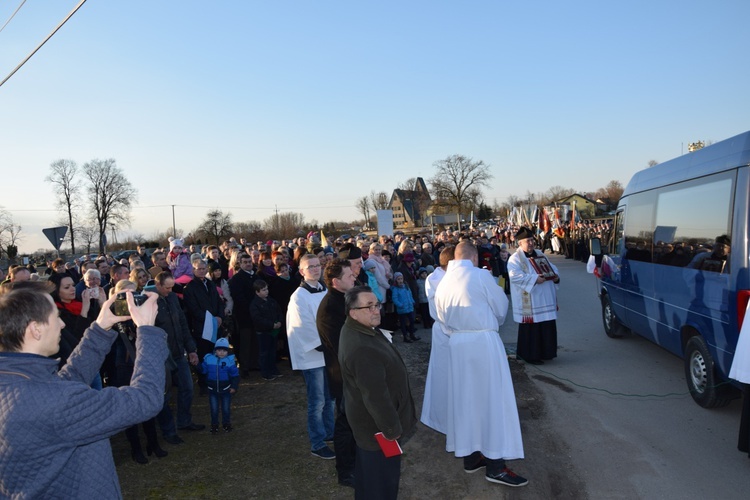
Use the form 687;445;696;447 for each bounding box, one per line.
162;434;184;445
525;359;544;365
210;425;219;434
131;450;148;465
146;444;168;458
223;424;233;433
338;473;355;488
485;468;529;487
403;337;413;343
464;457;487;473
178;423;206;431
311;445;336;459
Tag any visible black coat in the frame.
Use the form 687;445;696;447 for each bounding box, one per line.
156;292;197;359
228;270;257;325
316;288;347;401
182;277;224;340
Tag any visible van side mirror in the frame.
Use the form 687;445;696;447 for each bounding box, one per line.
590;237;602;256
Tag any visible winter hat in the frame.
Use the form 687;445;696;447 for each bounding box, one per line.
394;271;403;279
208;262;222;273
425;265;435;274
363;259;377;271
417;267;427;274
168;236;184;251
214;337;230;350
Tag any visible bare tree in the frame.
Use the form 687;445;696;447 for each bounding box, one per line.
45;159;81;254
429;155;493;228
396;177;417;191
597;180;624;202
546;185;575;204
369;191;389;210
0;209;22;262
507;195;521;207
82;159;138;253
356;196;371;226
196;210;233;245
262;212;305;239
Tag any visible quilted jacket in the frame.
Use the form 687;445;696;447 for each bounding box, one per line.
0;323;168;499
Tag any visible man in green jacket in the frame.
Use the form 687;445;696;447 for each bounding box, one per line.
338;286;417;500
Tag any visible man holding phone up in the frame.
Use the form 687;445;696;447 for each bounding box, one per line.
0;284;168;498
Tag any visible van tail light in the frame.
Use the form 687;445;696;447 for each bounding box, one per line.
737;290;750;331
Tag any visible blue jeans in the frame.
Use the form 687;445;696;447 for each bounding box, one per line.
301;366;335;451
157;356;196;436
257;332;278;379
398;311;416;336
208;391;232;426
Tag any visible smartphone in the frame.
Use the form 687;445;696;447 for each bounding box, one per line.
111;292;147;316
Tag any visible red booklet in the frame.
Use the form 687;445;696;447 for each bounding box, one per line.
374;432;403;457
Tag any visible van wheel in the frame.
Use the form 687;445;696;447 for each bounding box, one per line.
684;335;732;408
602;295;623;338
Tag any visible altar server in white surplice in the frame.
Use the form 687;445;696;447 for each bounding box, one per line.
420;245;455;434
434;242;528;487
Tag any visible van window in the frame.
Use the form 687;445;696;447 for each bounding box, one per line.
623;191;656;262
654;172;734;270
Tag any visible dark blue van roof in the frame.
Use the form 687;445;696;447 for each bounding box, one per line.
622;131;750;198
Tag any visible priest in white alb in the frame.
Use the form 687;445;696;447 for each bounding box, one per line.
434;241;528;488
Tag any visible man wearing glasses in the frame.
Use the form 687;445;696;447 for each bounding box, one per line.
339;286;416;499
286;254;335;459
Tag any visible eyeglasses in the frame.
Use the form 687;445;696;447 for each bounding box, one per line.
352;302;382;312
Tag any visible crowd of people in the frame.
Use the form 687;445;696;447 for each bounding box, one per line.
0;221;578;498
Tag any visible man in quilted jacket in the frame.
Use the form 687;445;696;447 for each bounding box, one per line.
0;282;168;498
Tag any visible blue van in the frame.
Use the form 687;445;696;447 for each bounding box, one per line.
593;131;750;408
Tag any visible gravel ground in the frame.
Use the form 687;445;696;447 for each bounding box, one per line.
114;324;587;499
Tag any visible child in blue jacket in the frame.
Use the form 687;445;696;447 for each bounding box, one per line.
391;272;420;343
200;337;240;433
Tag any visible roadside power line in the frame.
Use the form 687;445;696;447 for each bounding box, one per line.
0;0;88;89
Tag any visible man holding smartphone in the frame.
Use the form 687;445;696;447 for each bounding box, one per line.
0;284;168;498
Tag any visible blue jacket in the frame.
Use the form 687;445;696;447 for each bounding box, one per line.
0;324;168;499
391;284;415;314
200;353;240;393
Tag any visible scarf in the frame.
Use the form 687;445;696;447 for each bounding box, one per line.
515;248;535;324
57;300;82;317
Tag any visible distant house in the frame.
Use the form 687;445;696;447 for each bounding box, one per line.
388;177;432;228
555;193;597;220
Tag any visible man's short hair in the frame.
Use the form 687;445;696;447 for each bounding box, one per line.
344;285;373;315
439;245;456;268
323;258;351;289
455;241;478;260
156;270;173;285
299;253;318;267
151;250;164;263
9;266;30;280
253;280;268;293
0;287;56;352
110;263;126;278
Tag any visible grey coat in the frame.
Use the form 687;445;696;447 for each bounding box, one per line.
0;323;168;499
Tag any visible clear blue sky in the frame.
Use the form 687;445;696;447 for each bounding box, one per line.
2;0;748;253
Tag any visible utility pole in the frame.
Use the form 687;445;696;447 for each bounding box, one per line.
172;205;176;238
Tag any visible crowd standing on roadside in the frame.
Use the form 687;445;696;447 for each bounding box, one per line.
1;219;602;497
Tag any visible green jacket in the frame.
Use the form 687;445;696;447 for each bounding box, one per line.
338;316;417;451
